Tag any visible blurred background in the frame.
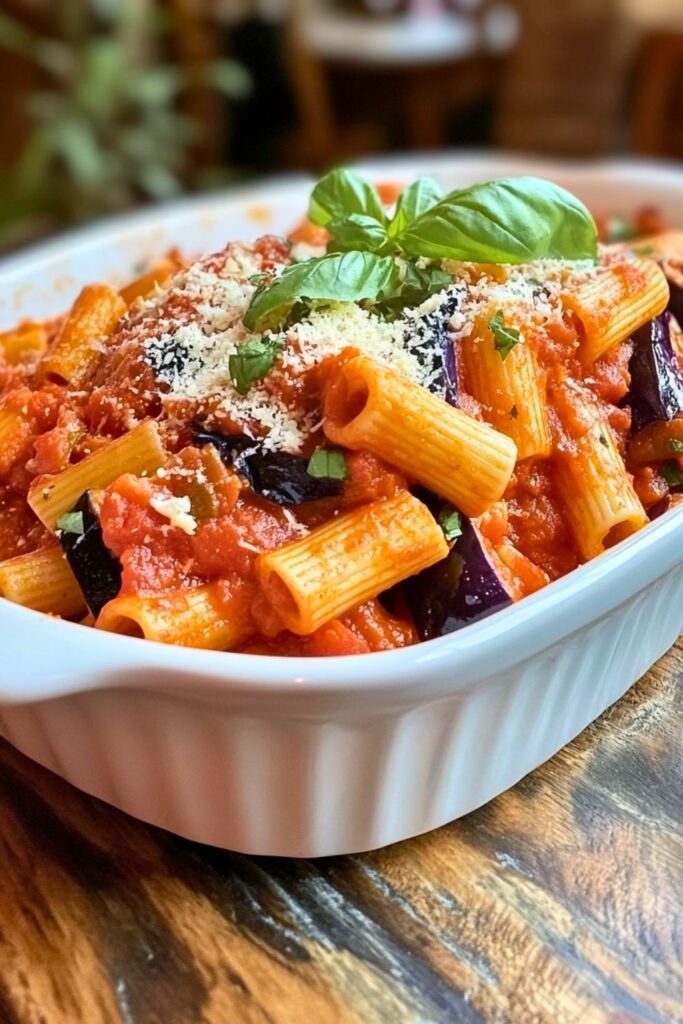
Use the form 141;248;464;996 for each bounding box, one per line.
1;0;681;252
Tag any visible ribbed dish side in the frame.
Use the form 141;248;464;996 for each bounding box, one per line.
1;566;682;856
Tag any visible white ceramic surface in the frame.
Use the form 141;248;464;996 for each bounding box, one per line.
0;154;682;857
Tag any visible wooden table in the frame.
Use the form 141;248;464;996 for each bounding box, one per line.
0;642;681;1024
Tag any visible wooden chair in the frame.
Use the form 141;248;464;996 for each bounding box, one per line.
284;0;508;167
631;30;683;159
495;0;629;156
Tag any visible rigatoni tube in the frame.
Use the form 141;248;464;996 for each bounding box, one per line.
0;544;85;617
28;419;166;531
563;258;669;363
323;356;517;518
553;391;647;559
0;321;47;364
40;284;126;384
256;490;448;635
96;581;253;650
462;316;551;460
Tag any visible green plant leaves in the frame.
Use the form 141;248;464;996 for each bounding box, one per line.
309;168;387;228
400;176;598;263
388;176;443;238
243;170;599;332
243;252;402;331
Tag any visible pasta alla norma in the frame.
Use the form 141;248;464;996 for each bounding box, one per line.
0;171;681;657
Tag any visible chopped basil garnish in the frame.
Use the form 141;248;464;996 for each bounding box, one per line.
662;460;683;487
488;310;521;361
670;438;683;454
229;337;283;395
56;511;85;535
598;433;609;447
307;447;348;481
438;506;462;542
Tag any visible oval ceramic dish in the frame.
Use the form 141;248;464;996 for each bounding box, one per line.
1;155;682;857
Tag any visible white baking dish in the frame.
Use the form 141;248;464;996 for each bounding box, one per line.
1;155;681;857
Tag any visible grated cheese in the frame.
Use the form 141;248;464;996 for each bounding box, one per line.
150;493;198;536
139;239;604;454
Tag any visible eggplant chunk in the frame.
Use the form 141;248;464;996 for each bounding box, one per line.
629;312;683;434
406;513;513;640
57;491;122;616
191;425;344;505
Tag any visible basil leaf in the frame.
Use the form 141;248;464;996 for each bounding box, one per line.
327;213;391;254
662;460;683;487
243;252;402;331
670;439;683;454
400;176;598;263
309;169;387;229
307;447;348;481
489;310;521;361
56;511;85;535
229;337;283;395
377;263;452;317
438;506;462;542
389;176;443;238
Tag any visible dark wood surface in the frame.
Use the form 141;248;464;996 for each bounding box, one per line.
0;641;681;1024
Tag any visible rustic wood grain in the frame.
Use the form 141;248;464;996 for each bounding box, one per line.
0;641;681;1024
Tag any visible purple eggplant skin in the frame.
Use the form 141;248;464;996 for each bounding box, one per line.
191;425;344;505
406;512;513;640
629;312;683;434
649;493;682;520
403;294;460;407
664;261;683;325
57;491;122;616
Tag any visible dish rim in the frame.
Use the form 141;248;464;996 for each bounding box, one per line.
1;152;682;700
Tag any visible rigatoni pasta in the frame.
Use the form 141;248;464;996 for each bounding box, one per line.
552;385;648;558
0;545;85;617
40;283;126;384
563;257;669;362
28;419;166;530
0;169;679;656
322;356;517;518
256;491;447;634
461;313;551;461
97;581;253;649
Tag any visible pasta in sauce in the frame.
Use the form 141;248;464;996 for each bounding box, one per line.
0;173;681;656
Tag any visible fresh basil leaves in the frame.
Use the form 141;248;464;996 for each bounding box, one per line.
229;337;283;394
388;176;443;238
309;168;387;228
243;251;401;332
243;168;598;331
488;310;521;361
400;176;598;263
